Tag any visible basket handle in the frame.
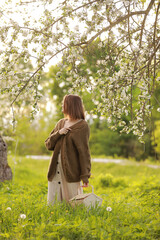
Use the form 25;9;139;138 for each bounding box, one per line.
82;184;94;193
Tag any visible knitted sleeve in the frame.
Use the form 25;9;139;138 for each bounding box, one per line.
73;122;91;183
45;120;62;151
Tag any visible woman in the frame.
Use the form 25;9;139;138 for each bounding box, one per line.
45;94;91;205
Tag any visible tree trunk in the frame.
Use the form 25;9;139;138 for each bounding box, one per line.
0;135;12;182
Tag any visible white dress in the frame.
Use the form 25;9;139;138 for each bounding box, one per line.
47;151;83;205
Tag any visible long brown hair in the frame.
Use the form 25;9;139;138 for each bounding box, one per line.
62;94;85;120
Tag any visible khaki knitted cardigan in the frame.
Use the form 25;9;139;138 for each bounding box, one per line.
45;118;91;183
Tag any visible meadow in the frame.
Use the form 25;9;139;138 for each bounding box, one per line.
0;156;160;240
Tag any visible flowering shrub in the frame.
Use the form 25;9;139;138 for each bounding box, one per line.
0;0;160;140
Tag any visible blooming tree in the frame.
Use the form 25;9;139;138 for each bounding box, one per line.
0;0;160;141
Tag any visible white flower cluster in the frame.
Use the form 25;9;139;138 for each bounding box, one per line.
0;0;159;139
6;207;11;211
19;214;26;219
106;207;112;211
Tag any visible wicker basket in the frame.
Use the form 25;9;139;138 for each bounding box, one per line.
69;185;102;208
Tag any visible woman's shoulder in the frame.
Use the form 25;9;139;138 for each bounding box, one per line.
72;120;90;139
82;119;89;126
74;119;89;131
82;120;90;130
58;118;66;123
55;118;65;127
81;119;89;125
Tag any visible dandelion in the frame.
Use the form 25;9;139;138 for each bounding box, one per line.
6;207;11;211
51;212;54;214
19;214;26;219
106;207;112;212
22;224;27;228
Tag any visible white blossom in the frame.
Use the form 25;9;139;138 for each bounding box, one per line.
22;31;28;37
106;0;113;4
74;25;79;31
121;89;126;98
6;207;11;211
106;207;112;211
123;1;130;7
119;121;126;127
107;117;112;123
19;214;26;219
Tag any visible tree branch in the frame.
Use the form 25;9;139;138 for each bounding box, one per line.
87;10;147;45
139;0;155;48
134;43;160;76
151;1;160;94
43;0;98;31
127;2;133;52
114;28;141;46
10;46;67;106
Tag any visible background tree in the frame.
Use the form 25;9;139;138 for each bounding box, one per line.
0;0;160;141
47;39;154;160
0;135;12;182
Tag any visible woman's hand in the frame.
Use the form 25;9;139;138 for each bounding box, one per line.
82;182;89;187
59;127;71;135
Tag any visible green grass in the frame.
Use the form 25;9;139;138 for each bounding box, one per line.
0;156;160;240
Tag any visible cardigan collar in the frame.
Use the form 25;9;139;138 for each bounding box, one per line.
61;118;84;130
